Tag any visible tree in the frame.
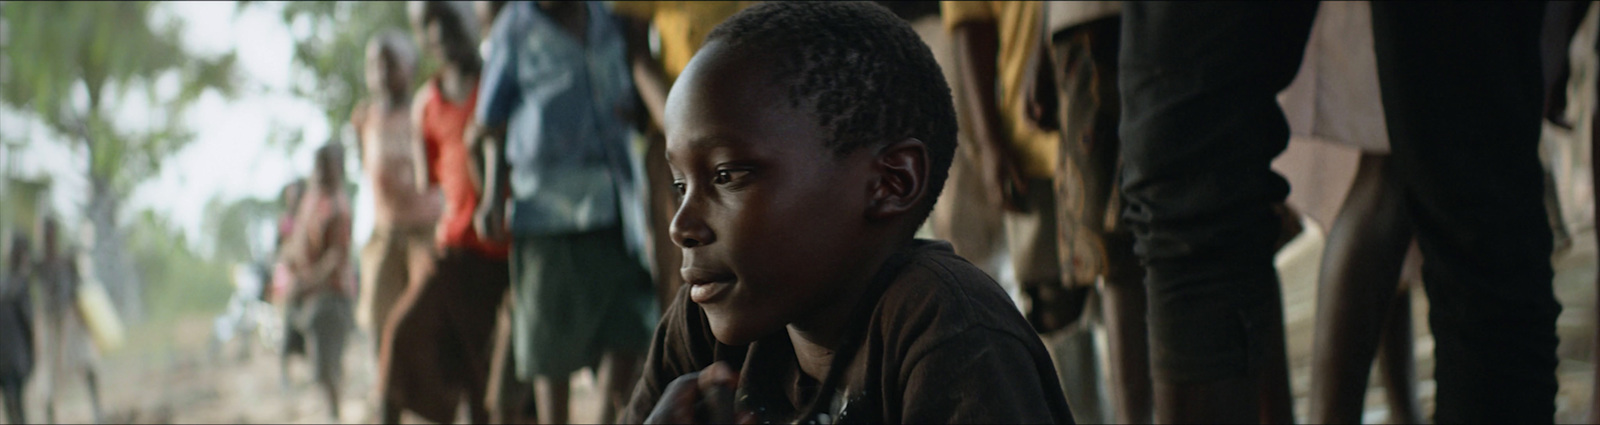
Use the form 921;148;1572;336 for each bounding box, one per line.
200;194;281;264
1;2;240;322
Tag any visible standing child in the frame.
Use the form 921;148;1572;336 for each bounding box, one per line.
35;217;103;425
375;1;509;423
351;29;442;359
622;3;1074;423
283;143;357;423
474;2;658;423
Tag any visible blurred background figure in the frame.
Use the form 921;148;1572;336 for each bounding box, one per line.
473;2;657;423
281;142;356;423
34;217;104;421
373;1;508;423
466;2;543;422
944;2;1115;423
352;27;442;364
1118;2;1557;423
35;216;104;425
0;234;33;425
1028;1;1154;423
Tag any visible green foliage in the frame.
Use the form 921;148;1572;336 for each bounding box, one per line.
126;209;232;324
0;1;240;193
256;0;439;153
200;194;281;263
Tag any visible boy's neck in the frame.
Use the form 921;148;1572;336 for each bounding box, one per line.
784;240;902;381
379;91;409;111
438;66;477;103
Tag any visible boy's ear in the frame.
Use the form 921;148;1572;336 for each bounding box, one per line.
867;138;930;221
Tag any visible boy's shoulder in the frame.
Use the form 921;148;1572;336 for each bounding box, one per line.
869;239;1035;352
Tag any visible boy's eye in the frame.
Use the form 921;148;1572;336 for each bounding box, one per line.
671;180;686;195
713;170;748;185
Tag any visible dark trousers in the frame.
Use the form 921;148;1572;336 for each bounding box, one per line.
1119;2;1560;422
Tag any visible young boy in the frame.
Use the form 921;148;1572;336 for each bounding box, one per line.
351;29;442;358
621;3;1074;423
473;2;658;423
283;142;356;423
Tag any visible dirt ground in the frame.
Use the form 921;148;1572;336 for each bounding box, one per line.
19;317;605;424
10;227;1592;425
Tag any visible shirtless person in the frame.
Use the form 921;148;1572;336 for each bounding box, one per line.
351;30;442;357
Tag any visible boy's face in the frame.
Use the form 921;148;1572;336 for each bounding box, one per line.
665;42;884;345
365;42;408;98
365;42;390;96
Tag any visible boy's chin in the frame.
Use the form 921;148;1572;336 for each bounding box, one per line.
706;314;777;346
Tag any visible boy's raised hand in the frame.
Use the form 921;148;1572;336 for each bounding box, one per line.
645;362;754;424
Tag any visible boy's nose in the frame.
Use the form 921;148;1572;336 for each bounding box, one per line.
670;197;716;249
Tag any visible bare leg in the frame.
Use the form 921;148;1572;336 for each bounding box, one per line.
2;384;24;425
1308;153;1414;423
378;397;401;424
598;351;642;424
1100;266;1152;424
535;375;569;425
324;379;342;423
1591;27;1600;424
86;369;102;424
1374;272;1421;425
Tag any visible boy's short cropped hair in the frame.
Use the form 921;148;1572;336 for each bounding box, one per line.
372;29;419;76
705;1;957;221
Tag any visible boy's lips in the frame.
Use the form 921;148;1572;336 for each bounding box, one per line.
682;268;736;304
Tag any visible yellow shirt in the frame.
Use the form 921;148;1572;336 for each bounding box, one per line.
611;1;759;83
943;1;1059;178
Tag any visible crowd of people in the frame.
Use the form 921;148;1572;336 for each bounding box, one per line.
277;1;1600;424
7;1;1600;424
0;217;106;425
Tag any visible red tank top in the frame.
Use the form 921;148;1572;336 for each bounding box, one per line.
421;77;510;259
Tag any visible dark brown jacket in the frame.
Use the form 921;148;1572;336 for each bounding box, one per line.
622;239;1075;424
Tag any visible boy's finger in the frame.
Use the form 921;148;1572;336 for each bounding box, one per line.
698;361;739;389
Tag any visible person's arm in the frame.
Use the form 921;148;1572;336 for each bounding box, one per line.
953;19;1029;211
352;101;370;170
623;14;671;129
411;85;436;193
473;7;523;242
474;125;511;242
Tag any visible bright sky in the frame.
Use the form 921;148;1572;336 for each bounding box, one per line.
2;1;376;252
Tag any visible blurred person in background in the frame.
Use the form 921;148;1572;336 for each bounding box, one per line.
282;143;357;423
1024;1;1157;423
35;216;103;424
1118;3;1557;422
0;233;32;425
468;3;543;422
473;1;658;423
374;1;509;423
352;29;443;363
944;2;1120;422
273;178;308;305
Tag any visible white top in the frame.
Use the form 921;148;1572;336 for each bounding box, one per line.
1277;1;1390;153
1044;1;1121;36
